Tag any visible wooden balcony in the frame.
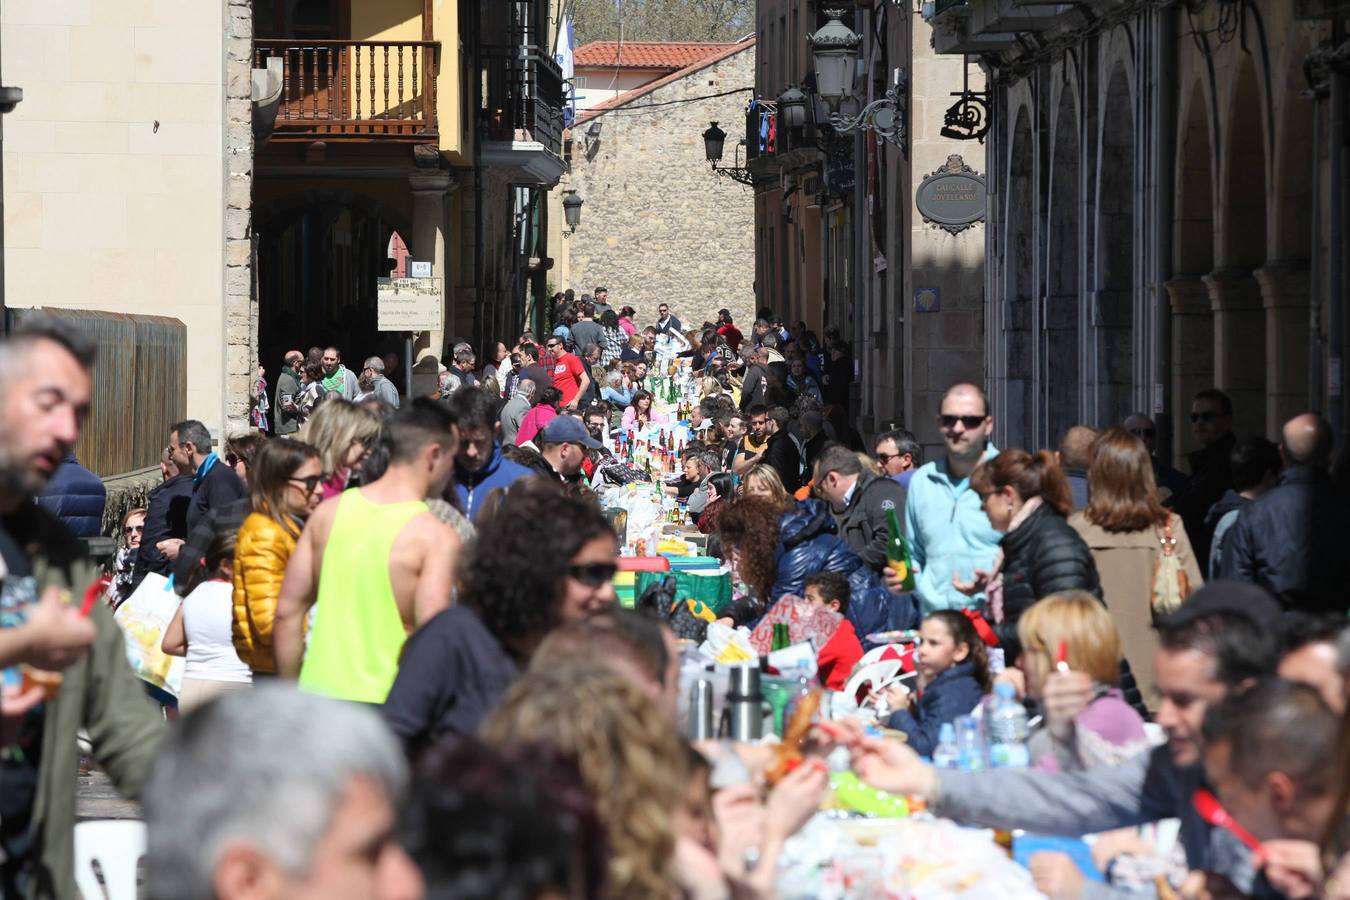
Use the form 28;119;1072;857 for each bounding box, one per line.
254;40;440;142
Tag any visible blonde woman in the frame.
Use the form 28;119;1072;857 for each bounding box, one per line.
740;463;790;509
298;398;382;499
482;664;683;900
1016;591;1149;772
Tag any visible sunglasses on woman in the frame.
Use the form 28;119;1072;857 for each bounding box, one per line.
288;474;325;494
225;452;242;467
567;562;617;587
123;525;144;536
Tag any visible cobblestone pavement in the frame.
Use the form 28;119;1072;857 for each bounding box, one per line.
77;766;141;821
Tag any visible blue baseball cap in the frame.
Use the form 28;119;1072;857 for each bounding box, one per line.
540;416;603;449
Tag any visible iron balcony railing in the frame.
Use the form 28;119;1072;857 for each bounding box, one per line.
254;39;441;140
480;44;565;157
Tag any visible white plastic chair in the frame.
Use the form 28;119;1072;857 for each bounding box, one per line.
73;819;145;900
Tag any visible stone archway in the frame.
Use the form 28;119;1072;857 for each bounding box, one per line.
1003;103;1036;450
1168;80;1218;462
1094;63;1135;427
1044;82;1081;445
1206;58;1268;438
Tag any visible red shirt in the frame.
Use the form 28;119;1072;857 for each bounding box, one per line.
551;352;586;406
816;619;864;691
717;322;744;352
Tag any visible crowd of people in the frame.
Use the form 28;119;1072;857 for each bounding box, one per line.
2;293;1349;900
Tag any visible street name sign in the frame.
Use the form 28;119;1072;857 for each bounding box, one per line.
916;154;986;235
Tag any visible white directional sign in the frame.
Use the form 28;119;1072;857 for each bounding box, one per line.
377;277;442;332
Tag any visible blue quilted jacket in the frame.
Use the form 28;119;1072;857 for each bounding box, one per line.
771;500;919;647
38;455;106;538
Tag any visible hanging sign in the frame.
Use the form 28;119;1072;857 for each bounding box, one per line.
916;154;986;235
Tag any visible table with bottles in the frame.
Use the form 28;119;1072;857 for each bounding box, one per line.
681;632;1084;899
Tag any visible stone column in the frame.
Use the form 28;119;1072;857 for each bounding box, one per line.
1203;267;1266;438
1166;276;1214;467
1254;260;1311;434
223;0;255;432
409;170;451;360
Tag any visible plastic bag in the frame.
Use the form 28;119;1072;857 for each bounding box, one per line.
700;621;755;664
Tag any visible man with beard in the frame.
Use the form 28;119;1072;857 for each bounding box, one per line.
0;318;161;898
274;400;461;703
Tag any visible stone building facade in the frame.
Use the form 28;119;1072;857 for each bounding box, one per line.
929;0;1346;461
2;0;255;439
565;41;757;330
750;2;987;450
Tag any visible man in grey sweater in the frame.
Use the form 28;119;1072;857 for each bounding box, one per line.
362;356;401;408
853;582;1284;899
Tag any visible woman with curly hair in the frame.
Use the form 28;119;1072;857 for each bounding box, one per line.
482;663;683;900
716;494;912;639
383;479;618;752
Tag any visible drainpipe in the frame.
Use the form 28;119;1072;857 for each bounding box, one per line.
1309;84;1323;413
472;0;485;352
1153;7;1176;451
1329;20;1345;443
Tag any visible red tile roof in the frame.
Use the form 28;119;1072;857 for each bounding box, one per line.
572;38;755;127
574;41;740;70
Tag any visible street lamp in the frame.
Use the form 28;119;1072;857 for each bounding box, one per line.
561;190;583;236
777;87;808;129
700;122;754;187
808;8;908;156
702;122;727;163
807;9;861;104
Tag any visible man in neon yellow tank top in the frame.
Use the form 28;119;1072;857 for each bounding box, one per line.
274;399;462;703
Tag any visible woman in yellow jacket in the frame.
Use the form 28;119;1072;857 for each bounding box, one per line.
233;438;324;674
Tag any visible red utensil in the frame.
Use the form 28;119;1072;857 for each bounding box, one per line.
1192;788;1266;861
1055;640;1070;673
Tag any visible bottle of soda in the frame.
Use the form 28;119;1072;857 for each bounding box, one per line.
771;622;790;651
885;507;917;591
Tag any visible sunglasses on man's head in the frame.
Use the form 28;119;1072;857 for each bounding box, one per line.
939;414;987;430
567;562;617;587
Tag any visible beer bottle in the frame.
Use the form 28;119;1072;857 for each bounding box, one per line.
885;507;917;591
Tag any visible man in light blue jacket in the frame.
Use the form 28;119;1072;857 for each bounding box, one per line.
900;383;1002;613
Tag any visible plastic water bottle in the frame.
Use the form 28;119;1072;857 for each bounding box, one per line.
954;715;986;771
987;682;1031;769
933;722;960;769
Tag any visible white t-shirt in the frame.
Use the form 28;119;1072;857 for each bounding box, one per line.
182;580;253;684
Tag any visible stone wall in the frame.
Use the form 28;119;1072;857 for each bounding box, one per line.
224;0;255;431
907;20;987;460
1;0;235;438
566;44;757;332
